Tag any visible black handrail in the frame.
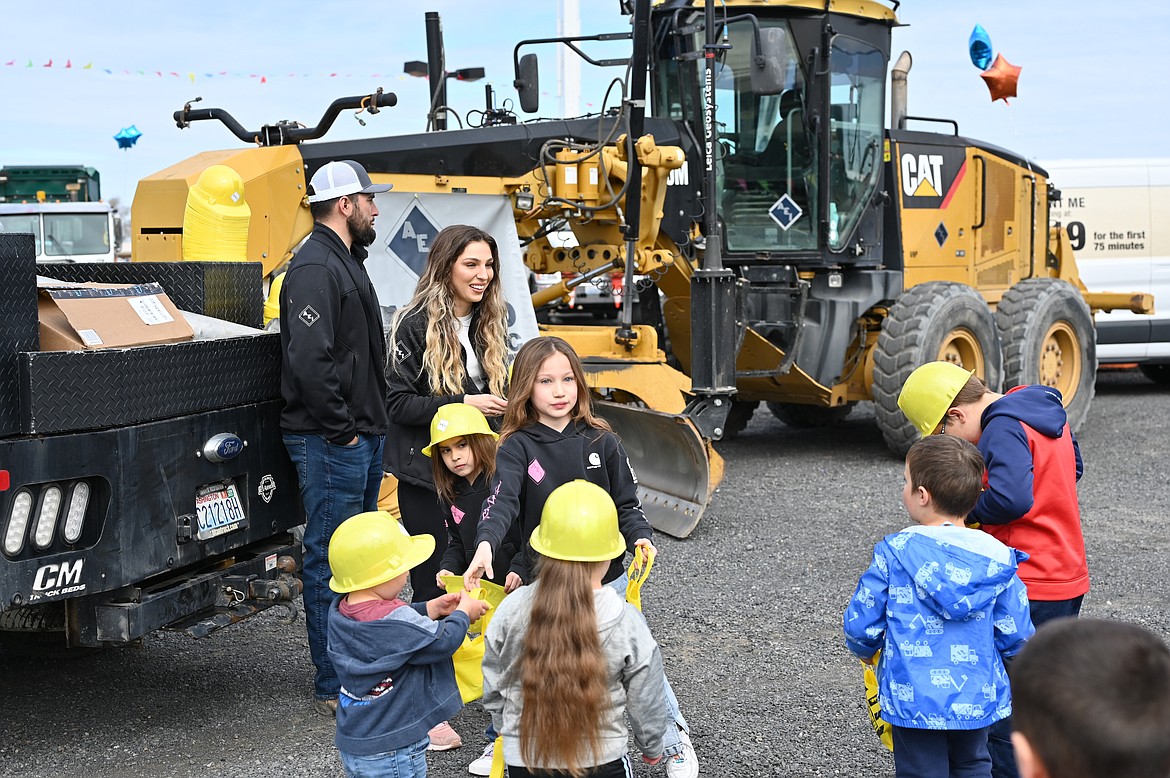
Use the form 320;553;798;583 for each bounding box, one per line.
173;89;397;146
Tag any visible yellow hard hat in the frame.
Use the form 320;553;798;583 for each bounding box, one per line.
190;164;246;207
897;362;976;438
263;272;285;327
422;402;498;457
529;480;626;562
328;511;435;593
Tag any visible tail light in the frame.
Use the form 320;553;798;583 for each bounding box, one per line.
4;489;34;556
32;485;63;550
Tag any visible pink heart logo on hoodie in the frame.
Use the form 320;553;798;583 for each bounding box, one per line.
451;505;465;525
527;458;546;483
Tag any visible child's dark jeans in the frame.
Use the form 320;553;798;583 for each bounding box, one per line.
892;725;991;778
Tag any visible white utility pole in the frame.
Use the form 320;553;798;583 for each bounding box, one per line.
559;0;581;117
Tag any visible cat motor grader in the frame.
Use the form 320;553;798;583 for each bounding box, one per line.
130;0;1151;537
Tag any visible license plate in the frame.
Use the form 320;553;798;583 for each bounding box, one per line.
195;481;247;540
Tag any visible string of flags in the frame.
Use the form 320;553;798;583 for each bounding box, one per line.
4;56;575;101
1;57;410;84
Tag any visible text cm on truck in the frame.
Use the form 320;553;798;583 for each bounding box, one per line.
129;0;1152;538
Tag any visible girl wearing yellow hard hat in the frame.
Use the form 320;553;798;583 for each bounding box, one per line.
481;480;667;778
425;402;521;595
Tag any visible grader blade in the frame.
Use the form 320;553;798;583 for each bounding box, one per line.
595;400;718;539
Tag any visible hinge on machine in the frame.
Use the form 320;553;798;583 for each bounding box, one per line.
176;513;194;544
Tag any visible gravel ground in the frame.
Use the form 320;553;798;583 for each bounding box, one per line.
2;368;1167;778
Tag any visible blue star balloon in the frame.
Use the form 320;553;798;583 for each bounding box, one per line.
969;25;993;71
113;125;142;149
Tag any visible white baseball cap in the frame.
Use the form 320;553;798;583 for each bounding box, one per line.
306;160;393;203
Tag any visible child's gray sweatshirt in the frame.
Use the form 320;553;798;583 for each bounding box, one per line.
482;584;667;768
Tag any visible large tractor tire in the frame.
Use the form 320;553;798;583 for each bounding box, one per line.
873;282;1003;457
720;400;759;439
996;279;1096;432
766;401;856;428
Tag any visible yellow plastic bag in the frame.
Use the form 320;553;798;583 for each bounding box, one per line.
441;575;506;634
862;651;894;752
453;634;486;703
625;546;655;611
442;576;508;703
489;735;505;778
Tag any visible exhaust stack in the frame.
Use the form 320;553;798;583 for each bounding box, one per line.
891;51;912;131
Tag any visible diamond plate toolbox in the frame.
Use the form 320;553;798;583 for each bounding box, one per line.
19;335;282;434
35;261;264;328
1;235;280;435
0;235;40;436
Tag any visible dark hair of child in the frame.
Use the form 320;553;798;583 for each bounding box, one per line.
1011;617;1170;778
430;432;498;505
905;435;985;518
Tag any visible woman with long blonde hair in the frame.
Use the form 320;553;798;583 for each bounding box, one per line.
386;225;510;605
482;480;667;777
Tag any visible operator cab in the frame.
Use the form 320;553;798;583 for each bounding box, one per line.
650;4;893;265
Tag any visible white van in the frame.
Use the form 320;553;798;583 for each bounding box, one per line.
0;201;119;263
1044;159;1170;381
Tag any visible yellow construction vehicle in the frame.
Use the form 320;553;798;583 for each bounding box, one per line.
130;0;1150;537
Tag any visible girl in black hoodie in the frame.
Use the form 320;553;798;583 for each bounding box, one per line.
465;336;655;587
464;337;699;776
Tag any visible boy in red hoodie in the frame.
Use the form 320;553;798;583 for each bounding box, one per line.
899;361;1089;778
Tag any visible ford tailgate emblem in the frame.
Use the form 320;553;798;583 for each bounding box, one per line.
202;433;245;463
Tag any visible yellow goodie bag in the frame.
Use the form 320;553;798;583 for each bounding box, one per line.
453;633;487;703
862;651;894;751
442;576;507;634
489;735;505;778
624;546;655;611
442;576;509;704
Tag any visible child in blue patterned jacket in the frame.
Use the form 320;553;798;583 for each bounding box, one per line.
845;435;1035;778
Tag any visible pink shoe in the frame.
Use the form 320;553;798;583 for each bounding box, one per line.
427;721;463;751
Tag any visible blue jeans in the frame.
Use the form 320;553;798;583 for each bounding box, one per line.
340;735;429;778
988;595;1084;778
605;572;690;756
892;725;991;778
283;432;385;699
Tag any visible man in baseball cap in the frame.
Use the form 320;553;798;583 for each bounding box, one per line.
280;158;394;715
307;159;393;204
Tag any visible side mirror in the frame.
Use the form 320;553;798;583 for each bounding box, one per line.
751;27;791;96
515;53;540;114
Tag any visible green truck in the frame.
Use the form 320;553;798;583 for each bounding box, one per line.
0;165;102;203
0;165;120;262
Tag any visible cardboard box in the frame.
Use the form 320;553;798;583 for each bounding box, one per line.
36;277;195;351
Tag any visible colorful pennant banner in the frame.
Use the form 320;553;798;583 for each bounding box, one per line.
2;57;411;84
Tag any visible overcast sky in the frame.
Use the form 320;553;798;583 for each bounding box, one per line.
2;1;1166;204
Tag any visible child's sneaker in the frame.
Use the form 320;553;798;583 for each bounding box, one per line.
312;697;338;717
666;728;698;778
467;741;494;776
427;721;463;751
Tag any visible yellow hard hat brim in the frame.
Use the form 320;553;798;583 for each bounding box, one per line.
328;533;435;593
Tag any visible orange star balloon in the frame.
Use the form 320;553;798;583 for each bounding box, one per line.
981;53;1022;103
